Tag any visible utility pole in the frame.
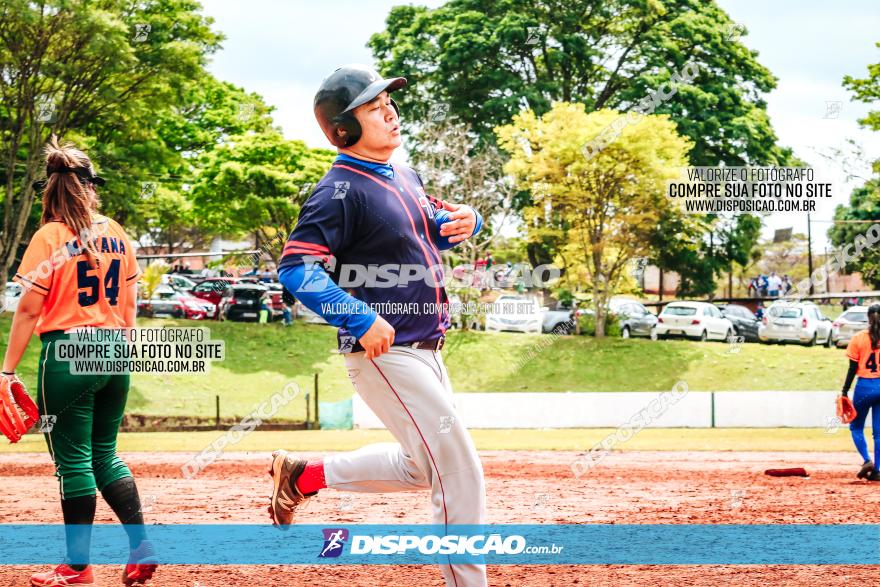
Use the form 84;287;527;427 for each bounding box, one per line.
807;214;814;295
824;246;830;293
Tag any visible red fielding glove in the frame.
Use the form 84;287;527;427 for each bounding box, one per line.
836;395;857;425
0;376;38;443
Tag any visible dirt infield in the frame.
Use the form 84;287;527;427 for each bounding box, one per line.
1;450;878;586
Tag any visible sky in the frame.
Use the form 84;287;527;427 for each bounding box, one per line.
200;0;880;250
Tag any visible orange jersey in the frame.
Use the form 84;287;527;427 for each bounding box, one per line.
846;330;880;378
13;215;141;335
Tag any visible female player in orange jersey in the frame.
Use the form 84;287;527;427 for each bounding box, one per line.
1;137;157;586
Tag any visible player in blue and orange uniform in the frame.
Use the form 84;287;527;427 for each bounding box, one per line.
841;304;880;481
267;64;488;586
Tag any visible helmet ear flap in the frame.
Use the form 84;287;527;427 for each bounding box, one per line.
332;113;362;148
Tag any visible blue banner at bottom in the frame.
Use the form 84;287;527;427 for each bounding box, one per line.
1;524;878;565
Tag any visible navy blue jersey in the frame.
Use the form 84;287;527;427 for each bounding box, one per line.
279;159;452;344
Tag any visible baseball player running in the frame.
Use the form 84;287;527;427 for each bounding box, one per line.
839;304;880;481
268;64;487;586
1;138;157;585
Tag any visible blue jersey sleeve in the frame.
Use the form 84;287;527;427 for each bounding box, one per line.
413;169;483;250
279;264;377;339
432;208;483;251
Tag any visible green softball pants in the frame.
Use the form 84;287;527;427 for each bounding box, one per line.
37;330;133;499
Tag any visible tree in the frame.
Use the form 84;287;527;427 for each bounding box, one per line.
132;186;204;255
829;179;880;287
370;0;788;287
755;233;809;281
98;74;277;229
370;0;789;166
844;41;880;135
412;120;518;267
189;132;336;264
828;41;880;285
497;103;691;336
0;0;222;283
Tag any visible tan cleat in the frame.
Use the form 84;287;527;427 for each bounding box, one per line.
268;450;314;529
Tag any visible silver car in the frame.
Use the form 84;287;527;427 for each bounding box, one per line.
610;298;658;339
758;302;833;347
832;306;868;348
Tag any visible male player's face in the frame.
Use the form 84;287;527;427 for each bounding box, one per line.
349;91;401;160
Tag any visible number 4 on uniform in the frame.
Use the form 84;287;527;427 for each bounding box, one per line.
867;352;878;373
77;258;120;307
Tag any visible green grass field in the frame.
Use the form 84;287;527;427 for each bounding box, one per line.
0;315;848;420
0;428;857;453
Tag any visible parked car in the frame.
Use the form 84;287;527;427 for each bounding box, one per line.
189;277;255;318
758;301;833;346
609;298;658;339
485;295;542;334
162;273;198;292
542;302;575;334
655;301;733;342
219;284;272;322
3;282;23;313
832;306;868;348
718;303;761;342
137;285;215;319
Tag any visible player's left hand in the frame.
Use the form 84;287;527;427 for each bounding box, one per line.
0;374;38;443
837;394;857;424
438;204;477;244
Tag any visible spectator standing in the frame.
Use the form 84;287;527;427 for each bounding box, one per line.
259;294;271;324
767;272;782;297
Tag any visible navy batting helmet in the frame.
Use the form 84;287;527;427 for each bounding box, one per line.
313;64;407;148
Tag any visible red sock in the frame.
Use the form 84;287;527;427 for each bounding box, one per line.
294;459;326;496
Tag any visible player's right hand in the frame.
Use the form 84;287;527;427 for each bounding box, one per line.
359;315;395;359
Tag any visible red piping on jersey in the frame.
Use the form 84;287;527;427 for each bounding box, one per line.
369;358;459;587
283;247;330;257
397;171;450;331
396;172;442;262
335;164;444;331
282;254;331;264
427;193;454;212
284;240;329;253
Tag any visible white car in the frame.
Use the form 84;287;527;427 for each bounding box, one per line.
485;295;542;334
3;282;23;313
832;306;868;348
162;273;198;292
656;301;733;342
759;301;833;346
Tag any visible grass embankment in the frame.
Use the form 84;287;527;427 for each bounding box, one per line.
0;315;847;421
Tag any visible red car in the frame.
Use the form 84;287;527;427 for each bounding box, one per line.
137;286;216;320
264;282;285;319
188;277;259;319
